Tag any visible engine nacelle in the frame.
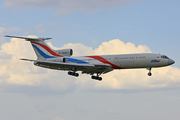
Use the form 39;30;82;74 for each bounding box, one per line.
54;49;73;57
46;57;66;62
55;57;66;62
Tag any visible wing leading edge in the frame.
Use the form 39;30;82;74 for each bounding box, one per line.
20;58;113;75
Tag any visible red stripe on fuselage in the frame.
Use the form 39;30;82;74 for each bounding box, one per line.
85;56;124;69
31;42;63;57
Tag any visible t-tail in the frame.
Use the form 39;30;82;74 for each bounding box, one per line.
4;35;73;60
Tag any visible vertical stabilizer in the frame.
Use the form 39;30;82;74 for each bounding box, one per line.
4;35;63;60
30;40;63;59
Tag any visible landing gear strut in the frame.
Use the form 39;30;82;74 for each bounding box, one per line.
146;67;152;76
91;73;102;81
68;71;79;77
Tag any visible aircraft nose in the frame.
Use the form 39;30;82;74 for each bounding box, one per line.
168;59;175;65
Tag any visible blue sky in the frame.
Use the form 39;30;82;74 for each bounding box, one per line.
1;0;179;67
0;0;180;120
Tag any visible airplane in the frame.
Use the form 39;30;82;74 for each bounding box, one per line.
5;35;175;81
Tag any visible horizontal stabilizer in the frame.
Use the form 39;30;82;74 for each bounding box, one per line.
20;58;35;62
5;35;52;41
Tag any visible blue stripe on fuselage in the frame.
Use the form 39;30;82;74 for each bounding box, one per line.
32;44;56;58
65;58;88;64
33;44;88;63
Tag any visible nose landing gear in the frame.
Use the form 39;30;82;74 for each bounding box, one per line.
146;67;152;76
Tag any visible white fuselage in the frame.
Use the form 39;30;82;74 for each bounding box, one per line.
64;53;173;69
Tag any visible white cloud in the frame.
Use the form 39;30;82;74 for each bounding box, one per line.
4;0;140;15
48;42;94;56
1;36;180;93
0;36;76;90
94;39;151;55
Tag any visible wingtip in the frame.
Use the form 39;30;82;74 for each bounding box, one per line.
20;58;27;60
4;35;10;37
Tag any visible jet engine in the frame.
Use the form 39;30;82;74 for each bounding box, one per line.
46;57;66;62
54;49;73;57
55;57;66;62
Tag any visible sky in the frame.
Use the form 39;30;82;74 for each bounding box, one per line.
0;0;180;120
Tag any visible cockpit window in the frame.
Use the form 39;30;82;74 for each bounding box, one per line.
161;55;169;59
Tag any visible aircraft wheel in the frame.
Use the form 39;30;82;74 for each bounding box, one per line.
75;73;79;77
68;71;72;75
97;77;102;81
148;72;152;76
95;76;99;80
68;72;79;77
91;76;95;79
91;76;102;81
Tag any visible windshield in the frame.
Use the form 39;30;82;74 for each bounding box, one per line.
161;55;169;59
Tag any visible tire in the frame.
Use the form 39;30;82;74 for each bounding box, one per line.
91;76;95;79
68;71;71;75
98;77;102;81
148;72;152;76
75;73;79;77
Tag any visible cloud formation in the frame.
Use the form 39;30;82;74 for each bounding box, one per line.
1;36;180;94
4;0;139;15
0;36;76;92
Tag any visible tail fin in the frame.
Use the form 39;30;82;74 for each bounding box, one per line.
5;35;63;59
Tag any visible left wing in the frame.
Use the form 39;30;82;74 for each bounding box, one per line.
21;59;113;75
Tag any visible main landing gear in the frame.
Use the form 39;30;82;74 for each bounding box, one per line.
146;67;152;76
68;71;102;81
68;71;79;77
91;73;102;81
